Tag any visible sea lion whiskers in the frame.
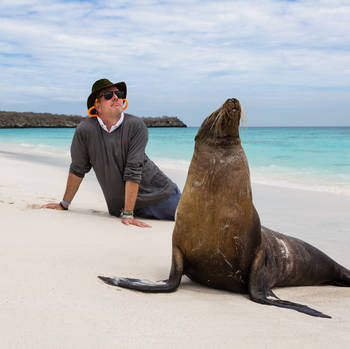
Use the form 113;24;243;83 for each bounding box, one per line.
209;109;236;137
196;99;242;145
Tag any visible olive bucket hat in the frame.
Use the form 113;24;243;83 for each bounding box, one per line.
87;78;127;111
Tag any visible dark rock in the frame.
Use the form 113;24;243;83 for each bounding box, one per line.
140;116;187;128
0;111;187;128
0;111;84;128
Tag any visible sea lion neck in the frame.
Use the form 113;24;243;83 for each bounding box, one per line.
195;98;242;147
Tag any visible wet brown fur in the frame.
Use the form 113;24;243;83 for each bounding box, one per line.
173;98;261;292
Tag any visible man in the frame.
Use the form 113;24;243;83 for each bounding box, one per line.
42;78;181;228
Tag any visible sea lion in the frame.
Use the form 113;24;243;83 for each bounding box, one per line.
99;98;350;318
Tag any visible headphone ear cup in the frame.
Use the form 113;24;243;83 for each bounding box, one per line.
88;98;99;117
88;106;98;117
122;99;128;111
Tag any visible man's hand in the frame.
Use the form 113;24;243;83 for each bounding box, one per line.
121;217;151;228
40;203;65;210
40;173;82;211
122;181;151;228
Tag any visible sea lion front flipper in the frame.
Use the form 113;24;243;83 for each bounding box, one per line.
98;246;184;293
248;248;331;319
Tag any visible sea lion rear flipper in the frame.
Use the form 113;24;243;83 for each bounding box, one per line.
98;246;184;293
248;248;331;319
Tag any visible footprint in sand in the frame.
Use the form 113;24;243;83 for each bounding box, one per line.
27;203;42;209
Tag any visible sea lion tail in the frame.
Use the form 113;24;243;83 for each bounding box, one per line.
330;265;350;287
340;268;350;286
98;247;184;293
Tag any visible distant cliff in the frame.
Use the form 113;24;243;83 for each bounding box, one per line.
0;111;187;128
0;111;83;128
141;116;186;128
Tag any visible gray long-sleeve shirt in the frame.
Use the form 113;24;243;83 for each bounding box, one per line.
69;114;175;216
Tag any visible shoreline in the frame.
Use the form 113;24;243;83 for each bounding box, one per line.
1;142;350;197
1;150;349;265
1;150;350;348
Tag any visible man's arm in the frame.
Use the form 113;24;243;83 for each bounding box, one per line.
41;172;83;210
121;181;151;228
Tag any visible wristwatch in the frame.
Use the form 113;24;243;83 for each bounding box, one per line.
120;209;134;219
59;200;70;210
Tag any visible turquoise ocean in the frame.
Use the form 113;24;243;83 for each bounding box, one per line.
0;127;349;196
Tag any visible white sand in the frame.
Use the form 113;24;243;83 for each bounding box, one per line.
1;150;350;349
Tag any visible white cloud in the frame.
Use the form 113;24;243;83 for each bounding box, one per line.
0;0;349;125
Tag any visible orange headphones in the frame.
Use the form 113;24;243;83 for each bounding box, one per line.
88;98;129;117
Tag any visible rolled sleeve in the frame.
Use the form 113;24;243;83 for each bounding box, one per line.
123;120;148;184
69;127;92;178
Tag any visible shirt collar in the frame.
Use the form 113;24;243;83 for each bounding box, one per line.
97;112;124;133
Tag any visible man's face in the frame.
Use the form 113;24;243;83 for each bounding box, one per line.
95;86;124;117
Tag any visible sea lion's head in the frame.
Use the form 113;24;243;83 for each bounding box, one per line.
195;98;242;146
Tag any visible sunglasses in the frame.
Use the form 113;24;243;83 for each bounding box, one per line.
99;90;123;100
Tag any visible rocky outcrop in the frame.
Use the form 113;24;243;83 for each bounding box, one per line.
0;111;83;128
141;116;186;127
0;111;187;128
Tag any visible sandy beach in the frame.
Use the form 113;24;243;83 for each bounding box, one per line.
1;150;349;349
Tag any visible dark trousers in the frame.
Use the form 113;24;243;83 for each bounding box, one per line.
135;185;181;221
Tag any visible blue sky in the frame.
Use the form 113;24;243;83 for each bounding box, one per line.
0;0;349;126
